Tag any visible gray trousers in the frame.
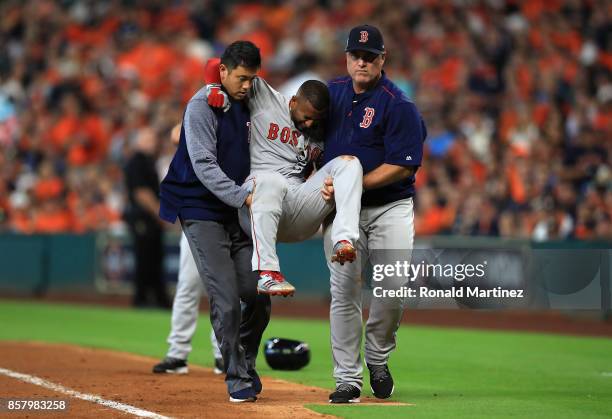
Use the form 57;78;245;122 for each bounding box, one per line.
323;198;414;390
244;156;363;271
166;233;221;361
182;218;271;393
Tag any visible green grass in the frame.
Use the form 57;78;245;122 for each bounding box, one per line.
1;300;611;418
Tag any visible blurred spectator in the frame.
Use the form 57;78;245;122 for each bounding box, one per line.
123;127;169;309
0;0;609;241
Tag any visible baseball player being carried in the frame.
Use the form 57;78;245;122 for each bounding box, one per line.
204;58;363;297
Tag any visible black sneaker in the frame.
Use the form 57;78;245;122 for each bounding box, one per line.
229;387;257;403
329;384;360;403
368;363;394;399
152;357;188;374
248;369;262;394
213;358;225;375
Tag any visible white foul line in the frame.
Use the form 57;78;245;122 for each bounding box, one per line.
0;367;172;419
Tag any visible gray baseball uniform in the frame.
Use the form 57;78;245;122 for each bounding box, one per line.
166;233;221;362
323;69;426;391
323;200;413;388
241;78;363;272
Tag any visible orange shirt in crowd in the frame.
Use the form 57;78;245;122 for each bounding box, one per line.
551;30;582;56
180;56;206;103
46;114;109;166
157;6;191;33
574;224;592;240
33;177;64;201
499;109;518;143
533;103;550;127
416;206;456;236
10;210;34;234
439;56;464;93
521;0;563;21
594;108;612;133
117;41;179;99
47;115;80;151
600;52;612;71
506;164;527;204
81;204;121;232
64;17;120;46
515;62;533;99
33;207;74;233
69;115;110;165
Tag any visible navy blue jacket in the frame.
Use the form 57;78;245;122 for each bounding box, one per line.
324;72;427;206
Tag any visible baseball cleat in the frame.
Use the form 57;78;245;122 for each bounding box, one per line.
331;240;356;265
329;383;361;403
152;357;188;374
229;387;257;403
367;363;394;399
257;271;295;296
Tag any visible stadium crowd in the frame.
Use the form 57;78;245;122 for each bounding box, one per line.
0;0;610;240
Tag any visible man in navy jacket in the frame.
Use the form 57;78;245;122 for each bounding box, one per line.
323;25;427;404
159;41;269;403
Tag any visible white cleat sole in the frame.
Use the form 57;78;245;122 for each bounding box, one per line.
229;397;257;403
164;367;188;374
329;398;360;403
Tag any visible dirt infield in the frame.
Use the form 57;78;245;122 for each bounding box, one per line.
0;342;403;418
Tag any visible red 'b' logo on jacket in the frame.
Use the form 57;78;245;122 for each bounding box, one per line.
359;31;368;43
359;107;375;128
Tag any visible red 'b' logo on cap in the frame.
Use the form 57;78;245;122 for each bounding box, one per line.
359;30;368;43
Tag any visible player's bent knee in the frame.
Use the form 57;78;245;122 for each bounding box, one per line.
338;155;361;166
339;155;363;174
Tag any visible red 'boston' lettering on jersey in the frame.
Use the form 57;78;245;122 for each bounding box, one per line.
359;107;375;128
266;122;301;146
291;131;300;146
280;127;291;143
267;123;280;140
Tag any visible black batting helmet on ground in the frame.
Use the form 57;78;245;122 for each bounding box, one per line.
263;337;310;370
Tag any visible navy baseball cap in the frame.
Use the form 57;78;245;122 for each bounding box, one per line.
345;24;385;55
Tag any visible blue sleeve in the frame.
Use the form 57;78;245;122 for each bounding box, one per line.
384;102;426;167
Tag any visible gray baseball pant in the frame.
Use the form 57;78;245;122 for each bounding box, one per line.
244;156;363;272
166;233;221;361
182;218;271;394
323;198;414;390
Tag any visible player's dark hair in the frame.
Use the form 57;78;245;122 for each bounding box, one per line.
297;80;329;113
221;41;261;71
